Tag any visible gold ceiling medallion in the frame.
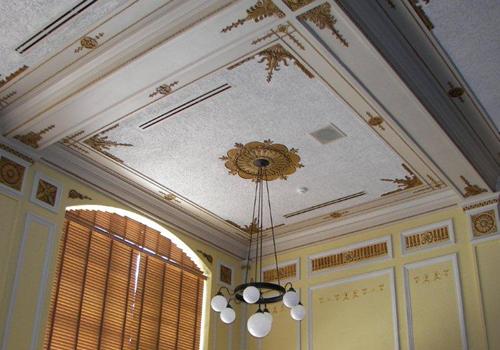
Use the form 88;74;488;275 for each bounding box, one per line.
381;163;423;196
74;33;104;53
14;125;55;149
447;82;465;102
68;189;92;200
460;175;487;198
366;112;385;131
282;0;314;11
409;0;433;30
220;139;303;181
252;24;305;50
221;0;285;33
149;81;179;98
298;3;349;47
84;124;132;163
0;65;28;89
61;130;88;154
0;91;17;108
228;44;314;82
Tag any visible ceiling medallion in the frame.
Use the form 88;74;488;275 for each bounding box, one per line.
221;0;285;33
228;44;314;82
381;163;423;196
460;175;487;198
220;139;303;181
14;125;55;149
298;2;349;47
74;32;104;53
83;124;132;163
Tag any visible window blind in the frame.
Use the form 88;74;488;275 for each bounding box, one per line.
44;210;205;350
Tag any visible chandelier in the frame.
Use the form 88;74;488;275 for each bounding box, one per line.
211;140;305;338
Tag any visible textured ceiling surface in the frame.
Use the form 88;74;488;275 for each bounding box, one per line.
424;0;500;130
0;0;128;78
102;57;409;227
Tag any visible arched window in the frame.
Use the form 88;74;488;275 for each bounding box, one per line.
44;208;207;350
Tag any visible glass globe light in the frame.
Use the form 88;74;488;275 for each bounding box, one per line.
263;307;273;324
290;302;305;321
220;305;236;324
211;292;227;312
283;287;299;308
243;286;260;304
247;310;272;338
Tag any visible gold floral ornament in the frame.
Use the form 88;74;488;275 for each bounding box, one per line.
14;125;55;149
74;33;104;53
221;0;285;33
84;124;132;163
472;210;497;236
149;81;178;98
298;2;349;47
220;139;303;181
281;0;314;11
0;156;25;191
228;44;313;82
460;175;487;198
36;179;58;206
381;164;423;196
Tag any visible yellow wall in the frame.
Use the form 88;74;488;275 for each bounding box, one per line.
0;160;241;350
247;205;500;350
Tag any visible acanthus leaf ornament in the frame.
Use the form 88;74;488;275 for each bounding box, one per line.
460;176;487;198
298;2;349;47
14;125;55;149
281;0;315;11
381;164;423;196
221;0;285;33
68;189;92;200
84;124;132;163
220;140;303;181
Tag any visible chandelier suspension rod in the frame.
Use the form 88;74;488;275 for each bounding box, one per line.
244;179;260;284
264;170;281;286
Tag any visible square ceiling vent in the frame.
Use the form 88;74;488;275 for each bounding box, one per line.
309;124;346;144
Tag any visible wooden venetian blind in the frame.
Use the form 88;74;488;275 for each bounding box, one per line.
44;210;205;350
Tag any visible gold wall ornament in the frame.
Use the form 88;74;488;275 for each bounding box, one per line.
160;191;181;204
330;210;348;219
196;249;213;264
36;179;58;206
74;32;104;53
298;3;349;47
366;112;385;131
68;189;92;200
0;156;26;191
83;124;132;163
228;44;314;82
381;164;423;196
0;65;29;89
149;81;178;98
220;139;303;181
221;0;285;33
0;143;33;163
409;0;434;30
460;175;487;198
471;210;497;237
405;225;450;250
251;24;305;50
462;198;499;211
0;91;17;107
281;0;314;11
263;263;297;282
14;125;55;149
61;130;89;154
447;82;465;102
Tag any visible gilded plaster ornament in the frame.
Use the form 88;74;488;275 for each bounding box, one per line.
14;125;55;149
298;3;348;47
221;0;285;33
84;124;132;163
381;164;423;196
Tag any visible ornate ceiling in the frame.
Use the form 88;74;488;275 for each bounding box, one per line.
0;0;497;256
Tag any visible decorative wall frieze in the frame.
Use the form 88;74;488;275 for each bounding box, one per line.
61;130;88;154
408;0;433;30
262;259;299;282
68;189;92;200
14;125;55;149
447;82;465;102
366;112;385;131
221;0;285;33
149;81;178;98
462;198;499;212
251;23;305;50
220;139;303;181
228;43;313;82
282;0;314;11
196;249;213;264
0;65;28;89
74;32;104;53
298;2;349;47
0;143;33;163
400;219;454;255
464;194;499;241
381;164;423;196
460;176;487;198
83;124;132;163
309;237;392;275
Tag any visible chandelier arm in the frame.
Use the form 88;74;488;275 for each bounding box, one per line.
265;170;281;286
245;179;260;284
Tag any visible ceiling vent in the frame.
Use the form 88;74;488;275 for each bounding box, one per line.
309;124;345;144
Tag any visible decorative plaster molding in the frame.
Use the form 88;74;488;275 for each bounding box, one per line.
14;125;55;149
84;124;132;163
68;189;92;200
400;219;455;255
221;0;285;33
381;164;423;196
74;33;104;53
262;258;300;283
298;2;349;47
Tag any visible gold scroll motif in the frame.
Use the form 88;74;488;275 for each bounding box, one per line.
408;0;434;30
281;0;314;11
381;164;423;196
0;156;26;191
251;23;305;50
318;283;386;304
68;189;92;200
263;263;297;282
75;33;104;53
311;242;388;272
413;268;450;285
460;175;487;198
0;65;28;89
84;124;132;163
228;44;313;83
221;0;285;33
220;139;303;181
149;81;178;98
298;2;349;47
14;125;55;149
471;210;497;237
405;226;449;250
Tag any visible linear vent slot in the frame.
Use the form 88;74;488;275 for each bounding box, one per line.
15;0;98;54
140;83;231;130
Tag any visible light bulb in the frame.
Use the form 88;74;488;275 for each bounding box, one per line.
243;286;260;304
283;288;299;308
211;293;227;312
247;311;272;338
290;303;305;321
220;306;236;324
263;307;273;324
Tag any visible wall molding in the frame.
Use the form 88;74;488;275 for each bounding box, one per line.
403;253;468;350
400;218;455;255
